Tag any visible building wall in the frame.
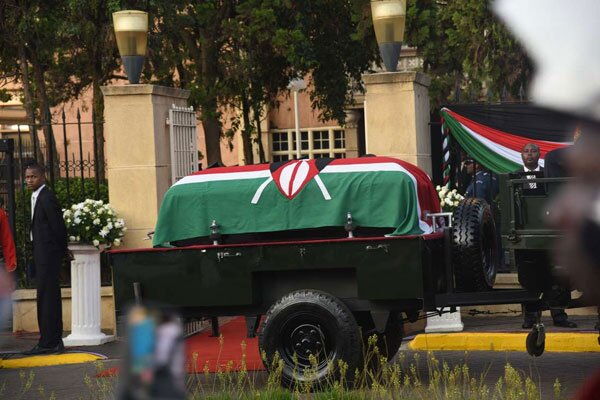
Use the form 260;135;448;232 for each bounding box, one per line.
269;90;336;130
1;78;348;170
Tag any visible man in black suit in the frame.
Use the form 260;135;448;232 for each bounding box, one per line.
516;143;576;329
24;164;67;354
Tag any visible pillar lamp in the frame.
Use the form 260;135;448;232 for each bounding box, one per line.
287;78;307;159
112;10;148;84
370;0;406;72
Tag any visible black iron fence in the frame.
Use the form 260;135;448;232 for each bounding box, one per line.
7;109;109;288
13;109;104;202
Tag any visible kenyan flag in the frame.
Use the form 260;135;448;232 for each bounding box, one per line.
441;107;571;173
152;157;440;246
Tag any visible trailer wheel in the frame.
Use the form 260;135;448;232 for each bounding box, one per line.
259;290;362;389
452;198;499;291
526;326;545;357
354;312;403;361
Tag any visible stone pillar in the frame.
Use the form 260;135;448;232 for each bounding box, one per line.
363;72;432;176
101;85;190;248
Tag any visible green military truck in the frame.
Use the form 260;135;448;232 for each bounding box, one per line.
498;172;590;355
109;156;563;387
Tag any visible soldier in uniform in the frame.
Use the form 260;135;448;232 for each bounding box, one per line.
464;159;499;204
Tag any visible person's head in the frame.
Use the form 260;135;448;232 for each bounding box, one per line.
463;158;475;175
521;143;540;170
25;164;46;191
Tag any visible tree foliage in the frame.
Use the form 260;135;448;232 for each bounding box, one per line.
0;0;532;167
405;0;533;110
136;0;378;165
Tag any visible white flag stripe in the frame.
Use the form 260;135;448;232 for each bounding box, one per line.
321;163;405;174
313;175;332;200
251;177;273;204
461;123;546;168
174;169;271;186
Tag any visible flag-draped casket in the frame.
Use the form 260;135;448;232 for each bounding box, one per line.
152;156;440;247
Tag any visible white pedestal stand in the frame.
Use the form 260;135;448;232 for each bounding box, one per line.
425;307;464;333
63;244;114;346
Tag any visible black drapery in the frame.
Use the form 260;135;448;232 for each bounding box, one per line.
443;103;579;142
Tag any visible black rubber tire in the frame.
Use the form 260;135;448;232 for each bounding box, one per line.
526;329;545;357
452;197;499;292
354;311;403;362
259;290;362;389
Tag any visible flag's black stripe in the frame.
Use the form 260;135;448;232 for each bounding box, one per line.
442;103;578;142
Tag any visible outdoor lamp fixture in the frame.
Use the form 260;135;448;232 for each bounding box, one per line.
287;78;307;159
370;0;407;72
112;10;148;84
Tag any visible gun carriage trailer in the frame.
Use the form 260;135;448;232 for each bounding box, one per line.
108;157;587;387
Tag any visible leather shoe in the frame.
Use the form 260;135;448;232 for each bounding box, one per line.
554;320;577;328
23;341;65;356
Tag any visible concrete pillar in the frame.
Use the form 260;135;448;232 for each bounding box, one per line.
101;85;190;248
363;71;432;176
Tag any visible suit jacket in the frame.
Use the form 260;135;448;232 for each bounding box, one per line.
31;186;67;258
544;147;570;178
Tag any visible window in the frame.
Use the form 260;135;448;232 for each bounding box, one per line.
270;127;345;161
272;131;288;152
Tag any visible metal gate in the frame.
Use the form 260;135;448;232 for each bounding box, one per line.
167;105;198;183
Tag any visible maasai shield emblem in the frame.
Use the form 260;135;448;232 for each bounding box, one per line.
251;159;332;204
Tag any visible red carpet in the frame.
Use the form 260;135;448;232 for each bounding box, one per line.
96;317;264;377
186;316;265;373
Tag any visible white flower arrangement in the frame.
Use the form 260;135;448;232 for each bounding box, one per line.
435;185;465;212
63;199;126;248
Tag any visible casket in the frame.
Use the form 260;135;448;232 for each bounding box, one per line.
152;156;440;246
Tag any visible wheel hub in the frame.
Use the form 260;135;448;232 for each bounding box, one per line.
290;324;324;358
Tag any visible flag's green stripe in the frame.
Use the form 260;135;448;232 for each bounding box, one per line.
441;110;520;173
153;171;423;246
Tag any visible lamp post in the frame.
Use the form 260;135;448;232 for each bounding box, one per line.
112;10;148;84
370;0;407;72
287;78;307;159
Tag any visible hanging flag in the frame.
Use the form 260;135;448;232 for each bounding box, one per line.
152;157;440;246
441;107;572;173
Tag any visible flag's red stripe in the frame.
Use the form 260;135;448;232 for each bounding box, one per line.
191;164;270;175
445;110;568;157
288;161;302;197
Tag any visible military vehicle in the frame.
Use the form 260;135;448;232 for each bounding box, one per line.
109;156;568;387
498;172;590;356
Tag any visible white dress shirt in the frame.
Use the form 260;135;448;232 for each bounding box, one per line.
524;165;541;189
30;184;45;240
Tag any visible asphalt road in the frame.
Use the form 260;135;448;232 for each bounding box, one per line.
1;349;599;399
